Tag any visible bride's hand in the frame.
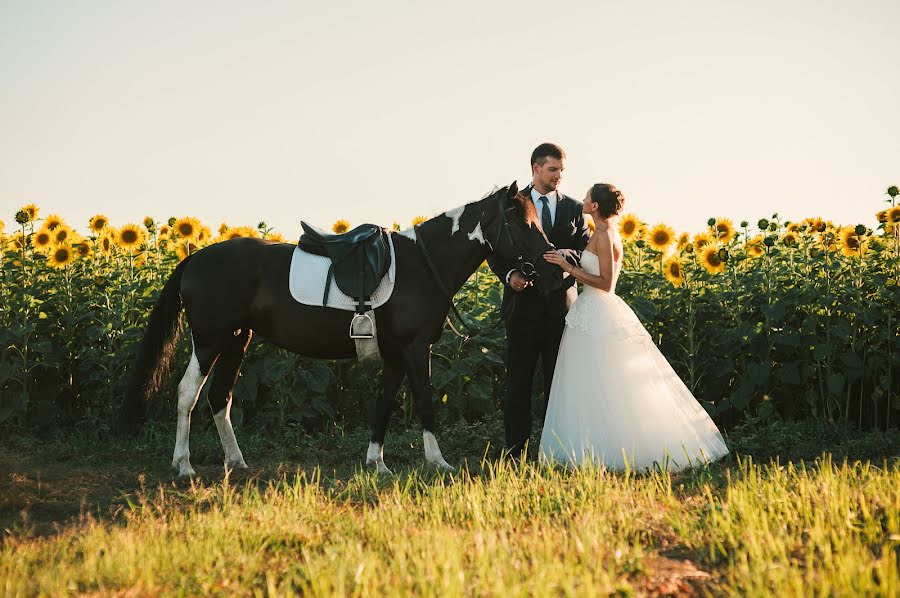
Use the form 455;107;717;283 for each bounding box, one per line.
543;250;569;271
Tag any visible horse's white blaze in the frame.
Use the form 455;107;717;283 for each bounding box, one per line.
172;349;205;477
213;403;247;469
423;431;454;470
467;222;489;247
398;228;417;242
444;206;465;235
366;442;392;474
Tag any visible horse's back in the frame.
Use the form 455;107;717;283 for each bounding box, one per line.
179;238;294;336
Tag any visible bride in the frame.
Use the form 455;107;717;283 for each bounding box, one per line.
539;184;729;471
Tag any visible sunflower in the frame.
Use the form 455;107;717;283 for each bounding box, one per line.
117;223;146;252
746;235;765;258
781;232;799;247
175;241;199;262
222;226;259;240
53;225;73;245
6;232;27;251
332;219;351;234
804;217;827;233
44;214;65;230
74;239;93;258
693;231;713;251
887;206;900;224
676;232;691;252
143;216;155;229
266;232;287;243
133;251;148;267
391;221;401;231
711;218;735;243
618;213;642;241
174;216;202;241
647;223;675;253
97;232;115;255
839;226;868;258
698;246;726;275
47;244;74;269
217;222;229;235
0;219;5;234
410;216;428;227
157;225;171;239
33;228;54;253
586;218;596;233
663;258;685;287
197;225;212;243
89;214;109;232
19;204;39;223
786;222;804;234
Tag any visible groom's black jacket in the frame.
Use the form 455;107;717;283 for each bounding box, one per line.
487;184;591;321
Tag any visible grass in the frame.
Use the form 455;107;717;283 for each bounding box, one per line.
1;419;899;596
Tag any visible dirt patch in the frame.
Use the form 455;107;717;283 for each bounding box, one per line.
636;554;713;597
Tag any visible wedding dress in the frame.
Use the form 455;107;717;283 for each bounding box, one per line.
539;250;729;471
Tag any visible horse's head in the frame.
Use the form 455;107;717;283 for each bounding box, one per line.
481;182;564;293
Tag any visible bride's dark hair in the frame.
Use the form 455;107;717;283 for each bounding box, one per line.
590;184;625;218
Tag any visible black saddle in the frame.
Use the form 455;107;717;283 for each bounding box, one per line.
298;222;392;312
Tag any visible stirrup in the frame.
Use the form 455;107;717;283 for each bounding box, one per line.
350;312;376;339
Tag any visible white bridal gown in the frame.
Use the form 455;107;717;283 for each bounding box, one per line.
539;250;729;471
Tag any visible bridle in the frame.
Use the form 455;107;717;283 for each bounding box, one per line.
415;188;553;340
490;191;550;284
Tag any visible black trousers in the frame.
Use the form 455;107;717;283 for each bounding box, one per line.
503;309;566;456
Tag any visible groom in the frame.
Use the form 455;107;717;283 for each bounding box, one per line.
488;143;590;457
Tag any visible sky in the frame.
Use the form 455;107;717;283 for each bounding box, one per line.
2;0;899;238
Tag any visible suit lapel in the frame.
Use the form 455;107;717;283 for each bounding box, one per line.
551;192;566;236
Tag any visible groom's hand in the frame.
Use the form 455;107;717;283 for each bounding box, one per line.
509;271;532;292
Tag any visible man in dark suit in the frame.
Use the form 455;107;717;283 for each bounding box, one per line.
488;142;591;457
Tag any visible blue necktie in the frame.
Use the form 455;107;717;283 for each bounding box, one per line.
539;196;552;232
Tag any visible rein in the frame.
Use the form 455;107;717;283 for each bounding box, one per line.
414;191;534;340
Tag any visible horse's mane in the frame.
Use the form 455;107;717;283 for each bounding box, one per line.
514;191;542;231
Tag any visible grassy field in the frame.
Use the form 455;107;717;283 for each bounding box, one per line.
1;420;898;596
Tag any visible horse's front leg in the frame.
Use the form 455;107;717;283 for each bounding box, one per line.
367;352;405;475
402;341;454;471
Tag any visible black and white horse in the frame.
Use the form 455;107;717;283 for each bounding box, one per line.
119;183;562;476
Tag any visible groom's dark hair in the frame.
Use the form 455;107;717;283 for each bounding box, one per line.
531;143;566;167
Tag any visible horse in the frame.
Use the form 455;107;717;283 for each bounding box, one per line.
119;182;563;476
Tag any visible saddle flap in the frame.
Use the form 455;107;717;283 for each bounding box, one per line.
297;222;392;303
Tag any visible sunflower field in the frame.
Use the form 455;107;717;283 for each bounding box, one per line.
1;188;898;435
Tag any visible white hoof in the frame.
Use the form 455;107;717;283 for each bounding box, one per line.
431;458;455;472
226;460;249;471
176;462;196;477
423;432;453;471
366;442;392;474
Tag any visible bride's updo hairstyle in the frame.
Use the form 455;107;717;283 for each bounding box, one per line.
590;184;625;218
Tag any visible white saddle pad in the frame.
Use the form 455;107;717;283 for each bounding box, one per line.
288;233;397;311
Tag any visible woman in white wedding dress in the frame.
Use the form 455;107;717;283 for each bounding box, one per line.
539;184;728;471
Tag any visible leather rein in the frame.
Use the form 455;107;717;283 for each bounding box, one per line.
414;191;542;340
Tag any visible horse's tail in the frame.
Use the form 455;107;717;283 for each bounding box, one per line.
118;254;193;436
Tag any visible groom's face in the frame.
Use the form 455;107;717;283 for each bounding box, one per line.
532;157;564;194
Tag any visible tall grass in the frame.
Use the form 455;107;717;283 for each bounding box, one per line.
2;455;897;596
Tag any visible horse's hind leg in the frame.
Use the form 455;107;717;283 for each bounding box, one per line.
206;329;252;471
172;335;216;477
367;351;405;474
402;342;453;471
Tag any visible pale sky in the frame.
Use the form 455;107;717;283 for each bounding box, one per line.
2;0;898;238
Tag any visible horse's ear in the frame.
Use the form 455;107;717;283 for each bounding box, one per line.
507;181;518;198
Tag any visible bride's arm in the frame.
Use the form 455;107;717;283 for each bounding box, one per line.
544;231;615;292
